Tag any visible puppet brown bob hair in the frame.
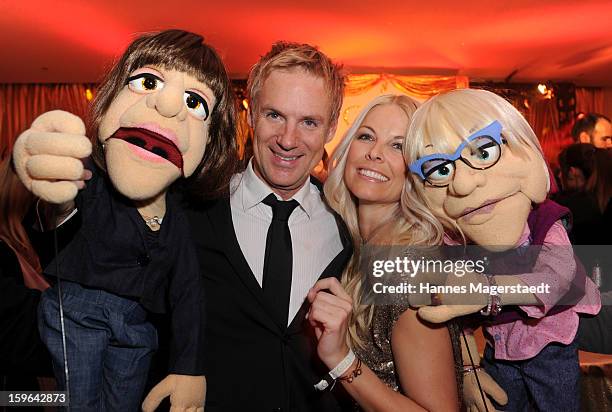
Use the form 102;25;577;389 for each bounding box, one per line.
89;29;238;198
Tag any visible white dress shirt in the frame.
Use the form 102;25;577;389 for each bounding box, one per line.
230;160;344;325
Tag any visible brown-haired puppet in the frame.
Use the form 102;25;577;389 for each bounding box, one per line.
12;30;237;411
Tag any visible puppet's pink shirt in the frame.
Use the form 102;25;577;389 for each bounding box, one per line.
447;221;601;361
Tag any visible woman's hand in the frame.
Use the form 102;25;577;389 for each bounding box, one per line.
306;277;353;369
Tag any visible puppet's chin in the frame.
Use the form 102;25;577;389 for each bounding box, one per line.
105;141;180;200
458;195;531;251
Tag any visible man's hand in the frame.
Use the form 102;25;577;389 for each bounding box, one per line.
142;374;206;412
13;110;92;204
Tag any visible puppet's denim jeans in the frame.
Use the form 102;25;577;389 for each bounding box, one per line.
38;281;158;412
482;338;580;412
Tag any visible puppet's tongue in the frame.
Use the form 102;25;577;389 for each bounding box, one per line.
109;127;183;175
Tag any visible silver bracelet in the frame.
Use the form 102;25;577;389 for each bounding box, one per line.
462;365;483;374
480;275;502;316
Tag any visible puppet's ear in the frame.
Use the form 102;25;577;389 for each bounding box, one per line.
543;160;552;193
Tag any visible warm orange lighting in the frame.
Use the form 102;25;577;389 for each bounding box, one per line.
537;83;553;99
242;99;249;110
85;88;93;101
537;83;547;94
523;98;530;109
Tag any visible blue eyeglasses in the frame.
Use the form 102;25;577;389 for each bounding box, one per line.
408;121;506;187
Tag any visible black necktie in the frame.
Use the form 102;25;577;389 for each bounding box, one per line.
262;193;299;327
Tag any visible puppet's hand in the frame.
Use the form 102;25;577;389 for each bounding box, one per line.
13;110;92;204
464;368;508;412
417;269;489;323
142;374;206;412
418;303;486;323
460;332;508;412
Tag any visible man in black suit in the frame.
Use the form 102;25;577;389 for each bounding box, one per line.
185;42;352;411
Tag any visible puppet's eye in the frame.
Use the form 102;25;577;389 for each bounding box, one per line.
184;91;210;120
127;73;164;92
423;159;455;185
466;136;501;167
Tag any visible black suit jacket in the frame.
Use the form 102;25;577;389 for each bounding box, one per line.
184;187;353;412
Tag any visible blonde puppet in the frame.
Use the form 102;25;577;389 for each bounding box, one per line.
405;89;600;411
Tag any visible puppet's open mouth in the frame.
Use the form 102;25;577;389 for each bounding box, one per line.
108;127;183;175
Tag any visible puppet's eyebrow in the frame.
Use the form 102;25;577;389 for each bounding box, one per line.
425;144;434;148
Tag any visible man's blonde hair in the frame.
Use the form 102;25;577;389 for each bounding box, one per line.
247;41;345;128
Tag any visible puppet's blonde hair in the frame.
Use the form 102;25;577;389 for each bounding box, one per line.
405;88;550;233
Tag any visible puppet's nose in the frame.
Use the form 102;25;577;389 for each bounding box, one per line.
449;162;487;195
147;85;184;118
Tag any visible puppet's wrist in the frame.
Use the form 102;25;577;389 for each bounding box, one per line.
479;275;502;316
462;365;483;374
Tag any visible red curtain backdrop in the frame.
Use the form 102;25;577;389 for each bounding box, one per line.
0;82;604;166
575;87;605;115
603;88;612;119
0;84;95;159
517;87;603;170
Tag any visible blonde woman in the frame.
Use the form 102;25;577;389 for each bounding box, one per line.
306;94;461;411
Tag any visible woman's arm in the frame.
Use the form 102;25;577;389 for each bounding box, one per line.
391;308;459;411
307;278;459;412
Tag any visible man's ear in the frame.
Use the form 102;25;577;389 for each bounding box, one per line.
325;120;338;144
579;131;591;144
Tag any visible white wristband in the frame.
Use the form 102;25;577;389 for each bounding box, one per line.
314;349;356;391
329;349;356;379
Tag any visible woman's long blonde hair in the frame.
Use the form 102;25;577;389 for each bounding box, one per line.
324;94;445;348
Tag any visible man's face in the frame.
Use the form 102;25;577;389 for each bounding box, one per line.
99;66;216;200
591;118;612;149
250;68;335;199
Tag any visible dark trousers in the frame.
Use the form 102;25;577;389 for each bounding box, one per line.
482;338;580;412
38;281;157;412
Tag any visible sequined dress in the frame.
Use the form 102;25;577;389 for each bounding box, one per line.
353;300;414;391
351;296;463;406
